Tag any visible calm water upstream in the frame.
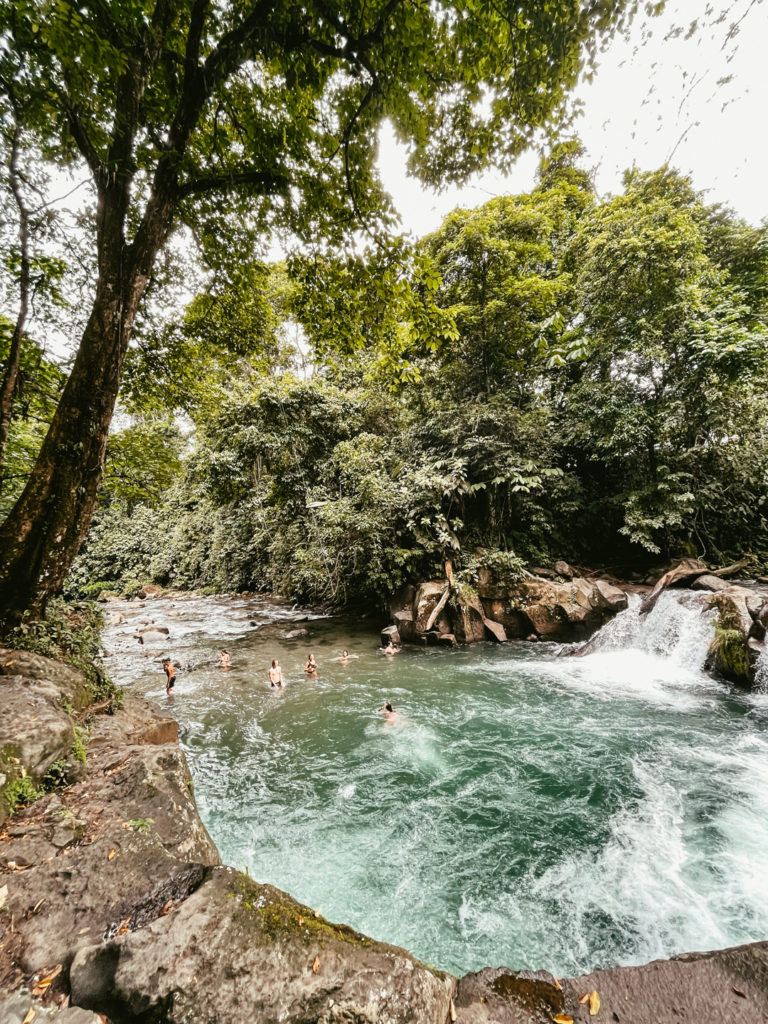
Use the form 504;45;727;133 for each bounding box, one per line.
103;591;768;978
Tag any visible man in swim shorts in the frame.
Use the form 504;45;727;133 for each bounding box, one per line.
269;659;283;687
304;653;318;675
162;657;176;695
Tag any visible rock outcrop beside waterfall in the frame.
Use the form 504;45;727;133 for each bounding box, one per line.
3;648;768;1023
387;559;768;688
634;559;768;687
386;572;629;648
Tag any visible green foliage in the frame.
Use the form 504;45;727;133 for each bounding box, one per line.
72;726;88;764
4;775;41;814
71;156;768;606
128;817;154;834
0;598;120;704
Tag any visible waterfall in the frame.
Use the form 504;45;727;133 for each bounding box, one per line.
575;590;715;671
755;645;768;694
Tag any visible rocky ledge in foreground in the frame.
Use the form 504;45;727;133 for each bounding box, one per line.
2;650;767;1023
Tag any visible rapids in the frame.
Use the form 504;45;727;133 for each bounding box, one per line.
103;591;768;978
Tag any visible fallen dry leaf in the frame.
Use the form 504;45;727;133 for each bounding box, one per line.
578;993;590;1004
22;1009;35;1024
32;963;62;996
116;916;131;936
0;884;7;910
298;915;304;926
450;998;457;1021
312;956;320;974
107;849;117;860
732;987;746;998
553;1015;573;1024
314;908;322;917
589;990;600;1016
552;976;562;991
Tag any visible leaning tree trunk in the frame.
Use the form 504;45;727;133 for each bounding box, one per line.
0;284;136;620
0;182;174;624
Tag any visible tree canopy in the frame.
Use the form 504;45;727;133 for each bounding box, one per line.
0;0;646;622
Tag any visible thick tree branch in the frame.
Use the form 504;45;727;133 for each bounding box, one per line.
177;168;289;197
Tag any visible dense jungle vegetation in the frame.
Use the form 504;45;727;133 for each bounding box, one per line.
5;152;766;609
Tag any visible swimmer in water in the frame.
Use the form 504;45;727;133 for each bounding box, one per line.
377;700;399;724
381;640;400;656
219;650;231;668
162;657;177;695
334;649;359;663
304;653;318;675
269;659;283;688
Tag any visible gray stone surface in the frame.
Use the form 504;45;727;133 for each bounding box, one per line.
70;867;454;1024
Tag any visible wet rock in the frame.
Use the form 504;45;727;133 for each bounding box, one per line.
138;585;163;599
554;560;574;578
745;594;765;620
138;624;169;636
283;628;308;639
531;566;557;579
692;574;731;593
70;867;454;1024
96;590;119;603
381;625;401;647
136;630;168;645
414;581;448;633
393;609;417;643
107;612;124;626
483;618;507;642
437;633;457;647
594;579;629;612
480;599;531;639
450;592;486;644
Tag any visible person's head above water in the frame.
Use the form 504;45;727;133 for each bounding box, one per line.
162;657;171;665
272;659;278;668
342;650;348;657
383;701;393;712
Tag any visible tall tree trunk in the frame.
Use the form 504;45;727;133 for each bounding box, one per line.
0;121;31;490
0;180;173;623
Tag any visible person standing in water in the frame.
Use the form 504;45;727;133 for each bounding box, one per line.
162;657;177;695
304;653;318;675
219;650;231;668
269;659;283;688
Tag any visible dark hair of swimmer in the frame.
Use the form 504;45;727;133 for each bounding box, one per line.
343;650;348;657
272;659;278;667
384;701;393;712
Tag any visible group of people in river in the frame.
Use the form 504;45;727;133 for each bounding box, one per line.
161;641;401;721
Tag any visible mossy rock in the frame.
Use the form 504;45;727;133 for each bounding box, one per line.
706;625;751;685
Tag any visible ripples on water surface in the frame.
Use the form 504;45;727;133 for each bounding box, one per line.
104;592;768;977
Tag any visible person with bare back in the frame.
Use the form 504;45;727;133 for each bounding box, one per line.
269;659;283;688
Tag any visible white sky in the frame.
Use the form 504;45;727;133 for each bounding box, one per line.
377;0;768;237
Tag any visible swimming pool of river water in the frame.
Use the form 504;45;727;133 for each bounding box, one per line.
103;591;768;978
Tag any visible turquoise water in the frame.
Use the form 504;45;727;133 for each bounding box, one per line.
105;592;768;977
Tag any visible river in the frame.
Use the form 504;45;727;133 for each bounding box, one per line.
103;590;768;978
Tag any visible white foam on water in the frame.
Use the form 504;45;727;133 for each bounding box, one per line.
754;645;768;694
339;783;356;799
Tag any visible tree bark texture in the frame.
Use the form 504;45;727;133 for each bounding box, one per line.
0;121;31;492
0;178;173;621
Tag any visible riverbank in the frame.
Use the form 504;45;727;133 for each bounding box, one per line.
2;639;768;1021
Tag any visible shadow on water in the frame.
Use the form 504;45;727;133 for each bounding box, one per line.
103;592;768;978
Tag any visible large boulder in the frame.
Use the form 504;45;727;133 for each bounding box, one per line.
480;600;531;639
705;591;756;686
392;609;418;643
70;867;454;1024
594;579;629;612
692;574;730;593
413;581;448;633
449;593;486;644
